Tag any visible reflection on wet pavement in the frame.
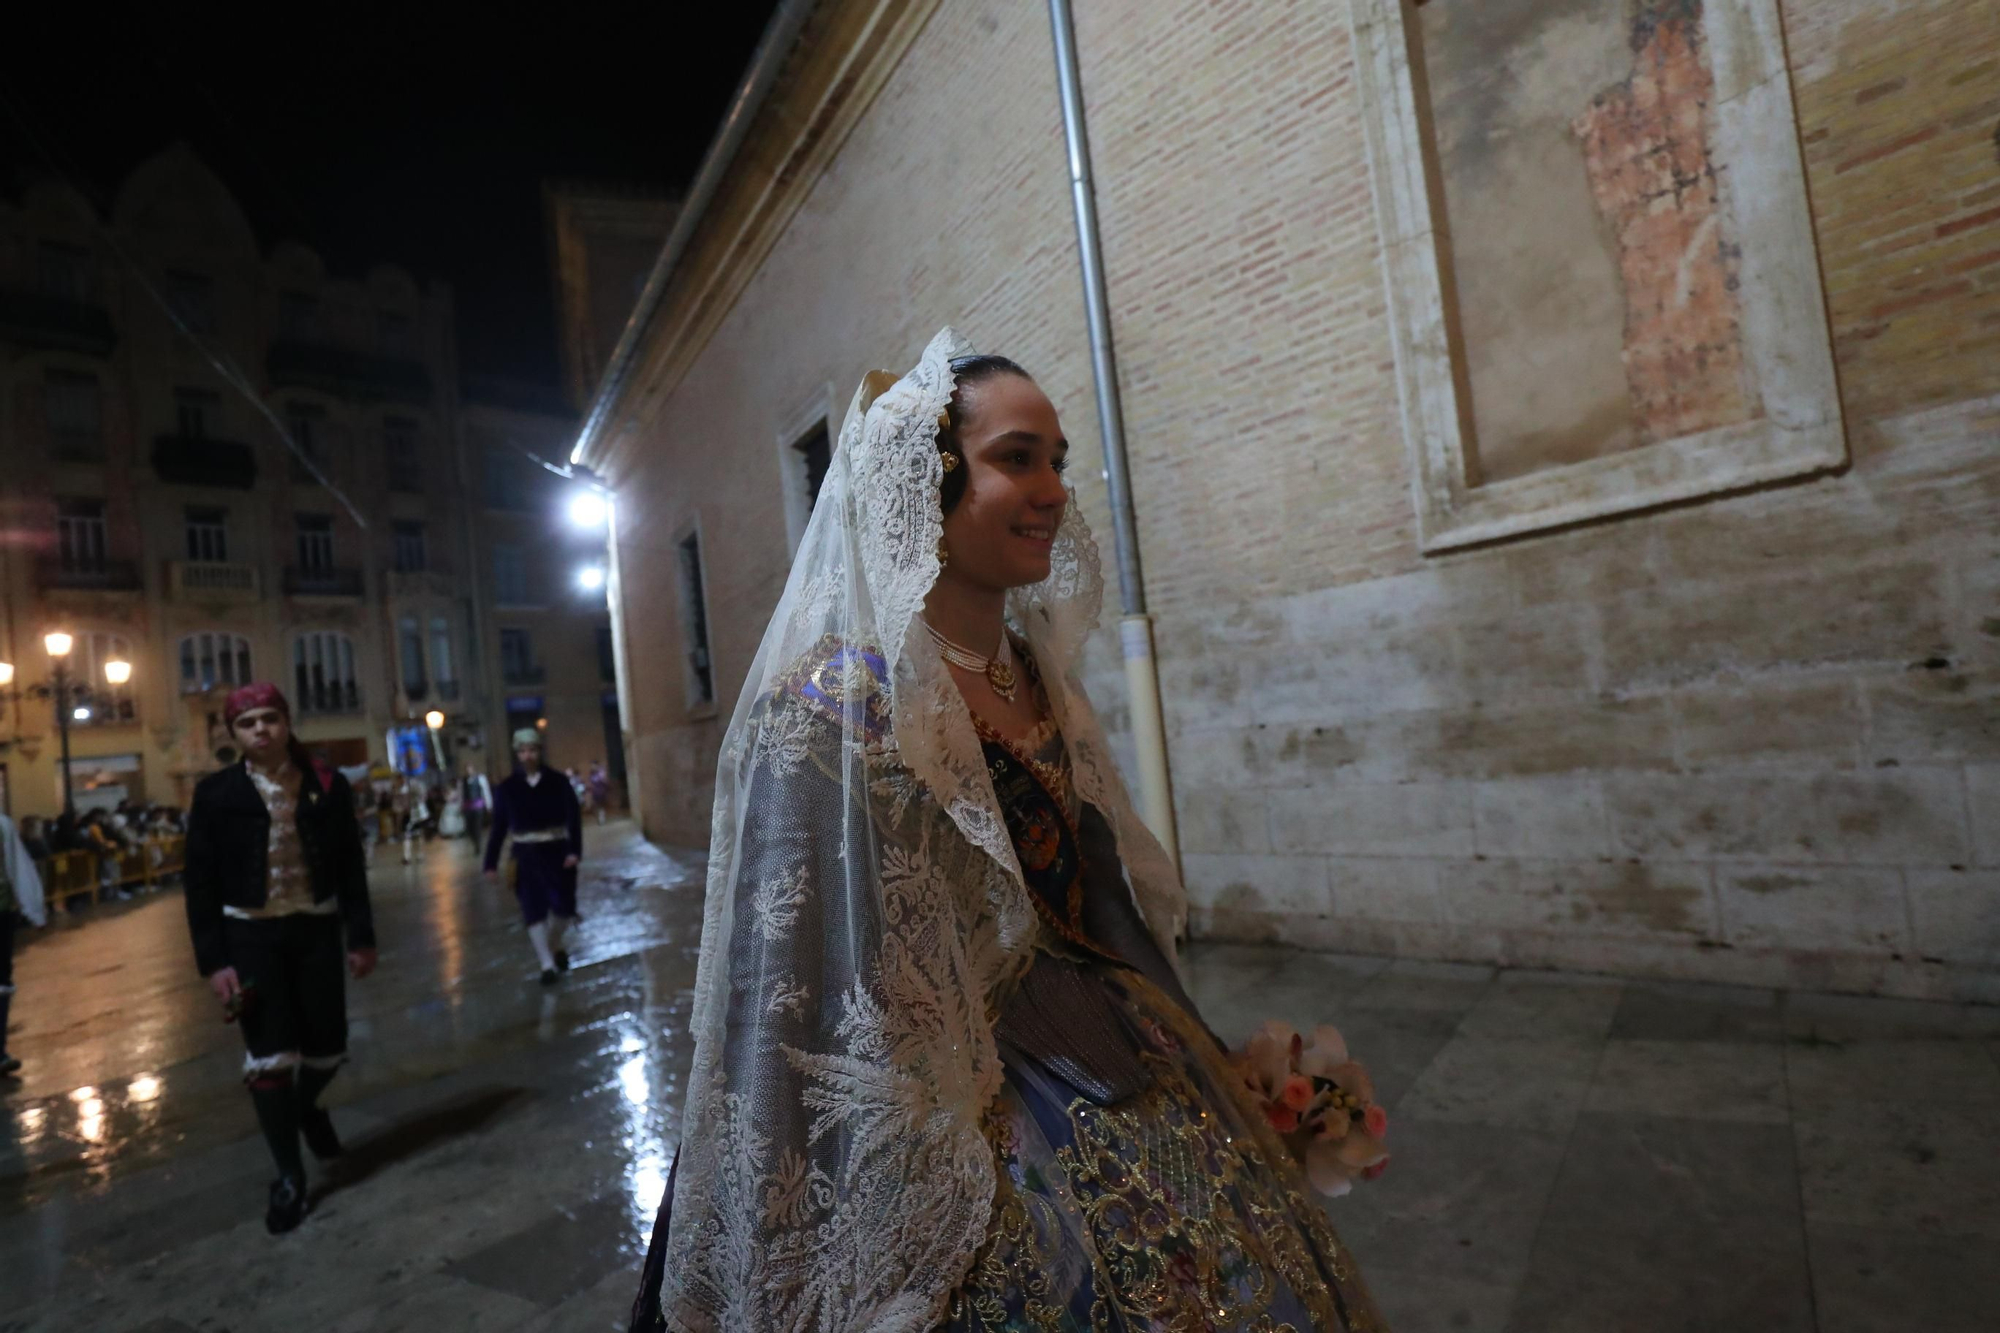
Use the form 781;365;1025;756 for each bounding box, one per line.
8;820;1996;1332
1;821;705;1331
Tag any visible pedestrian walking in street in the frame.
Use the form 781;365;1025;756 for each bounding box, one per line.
436;786;466;838
397;775;429;866
628;334;1385;1332
482;729;582;985
184;682;377;1235
586;761;611;826
0;810;48;1079
461;761;493;850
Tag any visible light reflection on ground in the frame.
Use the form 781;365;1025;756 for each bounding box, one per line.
2;821;707;1325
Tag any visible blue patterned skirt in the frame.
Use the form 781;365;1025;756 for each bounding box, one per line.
942;968;1384;1332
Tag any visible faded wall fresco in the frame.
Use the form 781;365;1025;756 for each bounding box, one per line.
1418;0;1756;485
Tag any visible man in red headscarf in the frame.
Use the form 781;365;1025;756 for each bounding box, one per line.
185;683;376;1234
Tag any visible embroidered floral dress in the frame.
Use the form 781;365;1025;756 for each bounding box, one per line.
939;704;1381;1332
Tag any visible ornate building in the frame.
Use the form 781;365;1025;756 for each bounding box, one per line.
0;145;478;815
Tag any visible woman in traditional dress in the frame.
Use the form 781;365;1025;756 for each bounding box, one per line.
437;785;467;838
630;331;1384;1332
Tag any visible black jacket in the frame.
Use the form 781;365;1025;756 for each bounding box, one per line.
183;761;375;976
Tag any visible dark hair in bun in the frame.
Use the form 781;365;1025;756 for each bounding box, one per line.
938;354;1031;515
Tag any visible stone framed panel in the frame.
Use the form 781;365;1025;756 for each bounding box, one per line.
1348;0;1846;551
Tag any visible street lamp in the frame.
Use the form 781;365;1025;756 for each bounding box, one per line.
576;564;606;592
46;632;77;816
424;708;448;772
568;492;608;528
0;632;138;815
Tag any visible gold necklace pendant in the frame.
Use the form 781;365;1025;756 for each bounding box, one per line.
986;658;1019;701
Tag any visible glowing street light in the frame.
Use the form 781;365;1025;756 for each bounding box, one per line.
577;564;606;592
568;492;608;528
424;709;446;730
20;629;135;814
0;661;13;688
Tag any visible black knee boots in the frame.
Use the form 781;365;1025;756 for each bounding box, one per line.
248;1071;307;1233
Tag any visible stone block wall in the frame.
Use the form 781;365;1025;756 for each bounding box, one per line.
610;0;1998;999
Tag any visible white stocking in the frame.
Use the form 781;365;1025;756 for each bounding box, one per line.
526;920;556;972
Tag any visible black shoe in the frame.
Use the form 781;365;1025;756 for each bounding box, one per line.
265;1175;308;1234
539;968;559;987
300;1107;343;1161
553;950;570;972
0;1053;21;1077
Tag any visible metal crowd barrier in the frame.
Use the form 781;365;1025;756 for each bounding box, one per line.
31;836;188;911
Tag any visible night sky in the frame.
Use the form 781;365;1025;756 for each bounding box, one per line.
1;7;781;387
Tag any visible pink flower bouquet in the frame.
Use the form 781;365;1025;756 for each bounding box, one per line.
1236;1019;1390;1197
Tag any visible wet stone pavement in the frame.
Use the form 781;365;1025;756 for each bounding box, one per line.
2;821;1997;1332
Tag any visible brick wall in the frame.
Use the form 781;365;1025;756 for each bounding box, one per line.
609;0;1998;999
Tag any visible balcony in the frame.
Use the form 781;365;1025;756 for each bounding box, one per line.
283;565;365;598
0;288;116;356
153;435;259;489
295;680;363;716
267;339;432;405
35;556;140;593
49;430;105;465
501;664;546;686
169;560;260;602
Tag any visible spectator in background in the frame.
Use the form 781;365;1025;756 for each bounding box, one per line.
20;816;51;862
48;812;82;854
80;812;129;902
2;809;49;1078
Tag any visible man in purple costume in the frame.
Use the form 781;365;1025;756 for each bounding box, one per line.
482;728;582;985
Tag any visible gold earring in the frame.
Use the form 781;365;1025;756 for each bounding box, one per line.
940;450;960;473
937;537;950;568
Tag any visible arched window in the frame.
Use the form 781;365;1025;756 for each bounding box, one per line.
397;615;427;698
178;632;253;694
73;631;136;725
429;616;458;698
292;631;360;715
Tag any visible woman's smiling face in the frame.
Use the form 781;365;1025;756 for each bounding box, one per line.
939;373;1070;592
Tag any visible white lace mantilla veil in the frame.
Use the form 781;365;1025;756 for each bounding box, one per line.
656;327;1188;1331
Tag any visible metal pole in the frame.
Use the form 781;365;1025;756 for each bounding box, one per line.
1047;0;1143;614
55;661;73;816
1046;0;1180;872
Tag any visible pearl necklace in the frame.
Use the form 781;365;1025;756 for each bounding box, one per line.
922;619;1019;701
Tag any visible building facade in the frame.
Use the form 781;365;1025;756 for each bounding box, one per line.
544;184;678;412
0;145;480;816
462;383;621;788
579;0;1998;1001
